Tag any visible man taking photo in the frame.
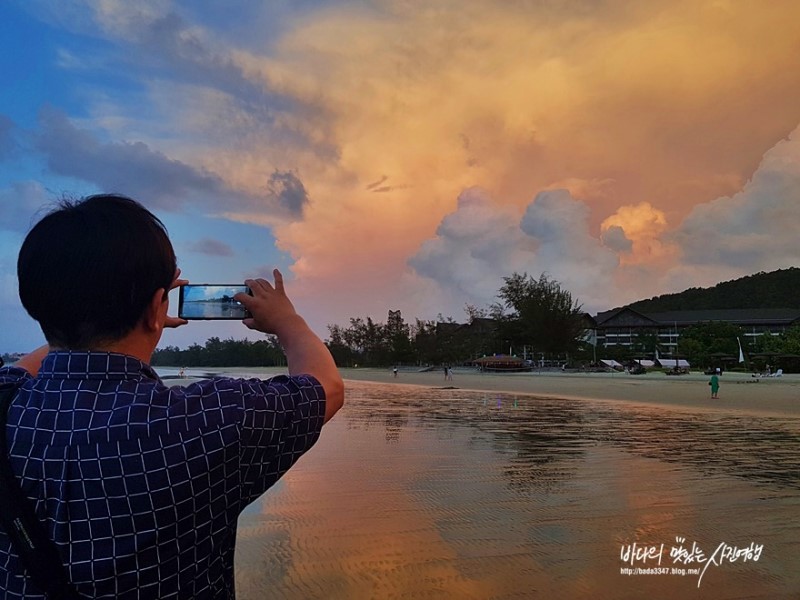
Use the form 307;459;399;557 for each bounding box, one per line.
0;194;344;599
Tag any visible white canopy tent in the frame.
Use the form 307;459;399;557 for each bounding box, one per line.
658;359;690;368
600;359;624;369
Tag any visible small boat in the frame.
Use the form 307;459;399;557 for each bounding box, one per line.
471;355;532;372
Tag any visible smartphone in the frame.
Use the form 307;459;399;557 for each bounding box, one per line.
178;284;252;320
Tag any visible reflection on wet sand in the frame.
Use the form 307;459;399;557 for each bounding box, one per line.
235;382;800;599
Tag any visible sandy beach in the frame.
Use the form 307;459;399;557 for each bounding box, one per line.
338;367;800;417
167;365;800;417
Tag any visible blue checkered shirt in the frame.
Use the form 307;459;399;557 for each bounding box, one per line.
0;351;326;599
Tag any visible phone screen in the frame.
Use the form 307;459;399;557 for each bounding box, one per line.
178;285;251;320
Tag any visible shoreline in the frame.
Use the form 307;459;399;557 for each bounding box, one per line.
159;365;800;418
338;367;800;418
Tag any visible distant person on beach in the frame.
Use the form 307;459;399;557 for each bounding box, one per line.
0;194;344;599
709;372;720;399
393;366;398;378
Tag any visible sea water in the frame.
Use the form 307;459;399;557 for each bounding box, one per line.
224;379;799;599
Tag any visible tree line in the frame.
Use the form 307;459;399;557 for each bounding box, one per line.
326;273;587;367
147;270;800;372
153;272;589;368
149;319;800;373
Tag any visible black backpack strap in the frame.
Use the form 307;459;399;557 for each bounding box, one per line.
0;383;80;599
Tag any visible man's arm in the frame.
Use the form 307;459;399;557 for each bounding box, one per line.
272;314;344;423
236;271;344;423
13;344;50;376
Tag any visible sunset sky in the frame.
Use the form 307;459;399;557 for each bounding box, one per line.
2;0;800;352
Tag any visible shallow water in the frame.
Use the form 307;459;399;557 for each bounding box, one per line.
234;381;800;599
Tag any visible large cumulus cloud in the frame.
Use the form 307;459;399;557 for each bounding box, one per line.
410;188;620;312
408;187;531;302
674;125;800;272
410;125;800;317
5;0;800;336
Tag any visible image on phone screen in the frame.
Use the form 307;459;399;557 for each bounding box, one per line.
178;285;251;320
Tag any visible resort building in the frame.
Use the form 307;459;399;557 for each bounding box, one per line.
590;307;800;354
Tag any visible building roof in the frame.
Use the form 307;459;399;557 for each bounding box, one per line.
594;308;800;328
644;308;800;325
594;307;660;327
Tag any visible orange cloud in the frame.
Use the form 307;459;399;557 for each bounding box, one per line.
601;203;673;266
260;2;798;318
74;0;800;324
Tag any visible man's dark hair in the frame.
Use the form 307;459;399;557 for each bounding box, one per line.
18;194;176;349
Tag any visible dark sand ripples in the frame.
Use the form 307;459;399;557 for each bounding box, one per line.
235;381;800;599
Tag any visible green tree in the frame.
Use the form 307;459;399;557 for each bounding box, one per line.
599;343;633;364
387;310;414;364
412;319;439;365
751;331;784;353
780;325;800;355
326;324;357;367
631;330;660;357
464;304;489;322
494;272;586;357
678;321;744;368
329;316;391;366
675;337;704;366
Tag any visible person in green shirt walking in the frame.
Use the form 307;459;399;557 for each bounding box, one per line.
709;370;720;399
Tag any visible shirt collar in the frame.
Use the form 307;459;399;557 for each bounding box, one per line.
38;351;161;382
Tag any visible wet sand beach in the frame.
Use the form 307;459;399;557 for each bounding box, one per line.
164;368;800;598
339;367;800;418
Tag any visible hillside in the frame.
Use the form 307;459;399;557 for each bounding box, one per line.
627;268;800;312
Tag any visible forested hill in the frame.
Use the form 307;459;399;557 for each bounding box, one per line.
627;268;800;312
